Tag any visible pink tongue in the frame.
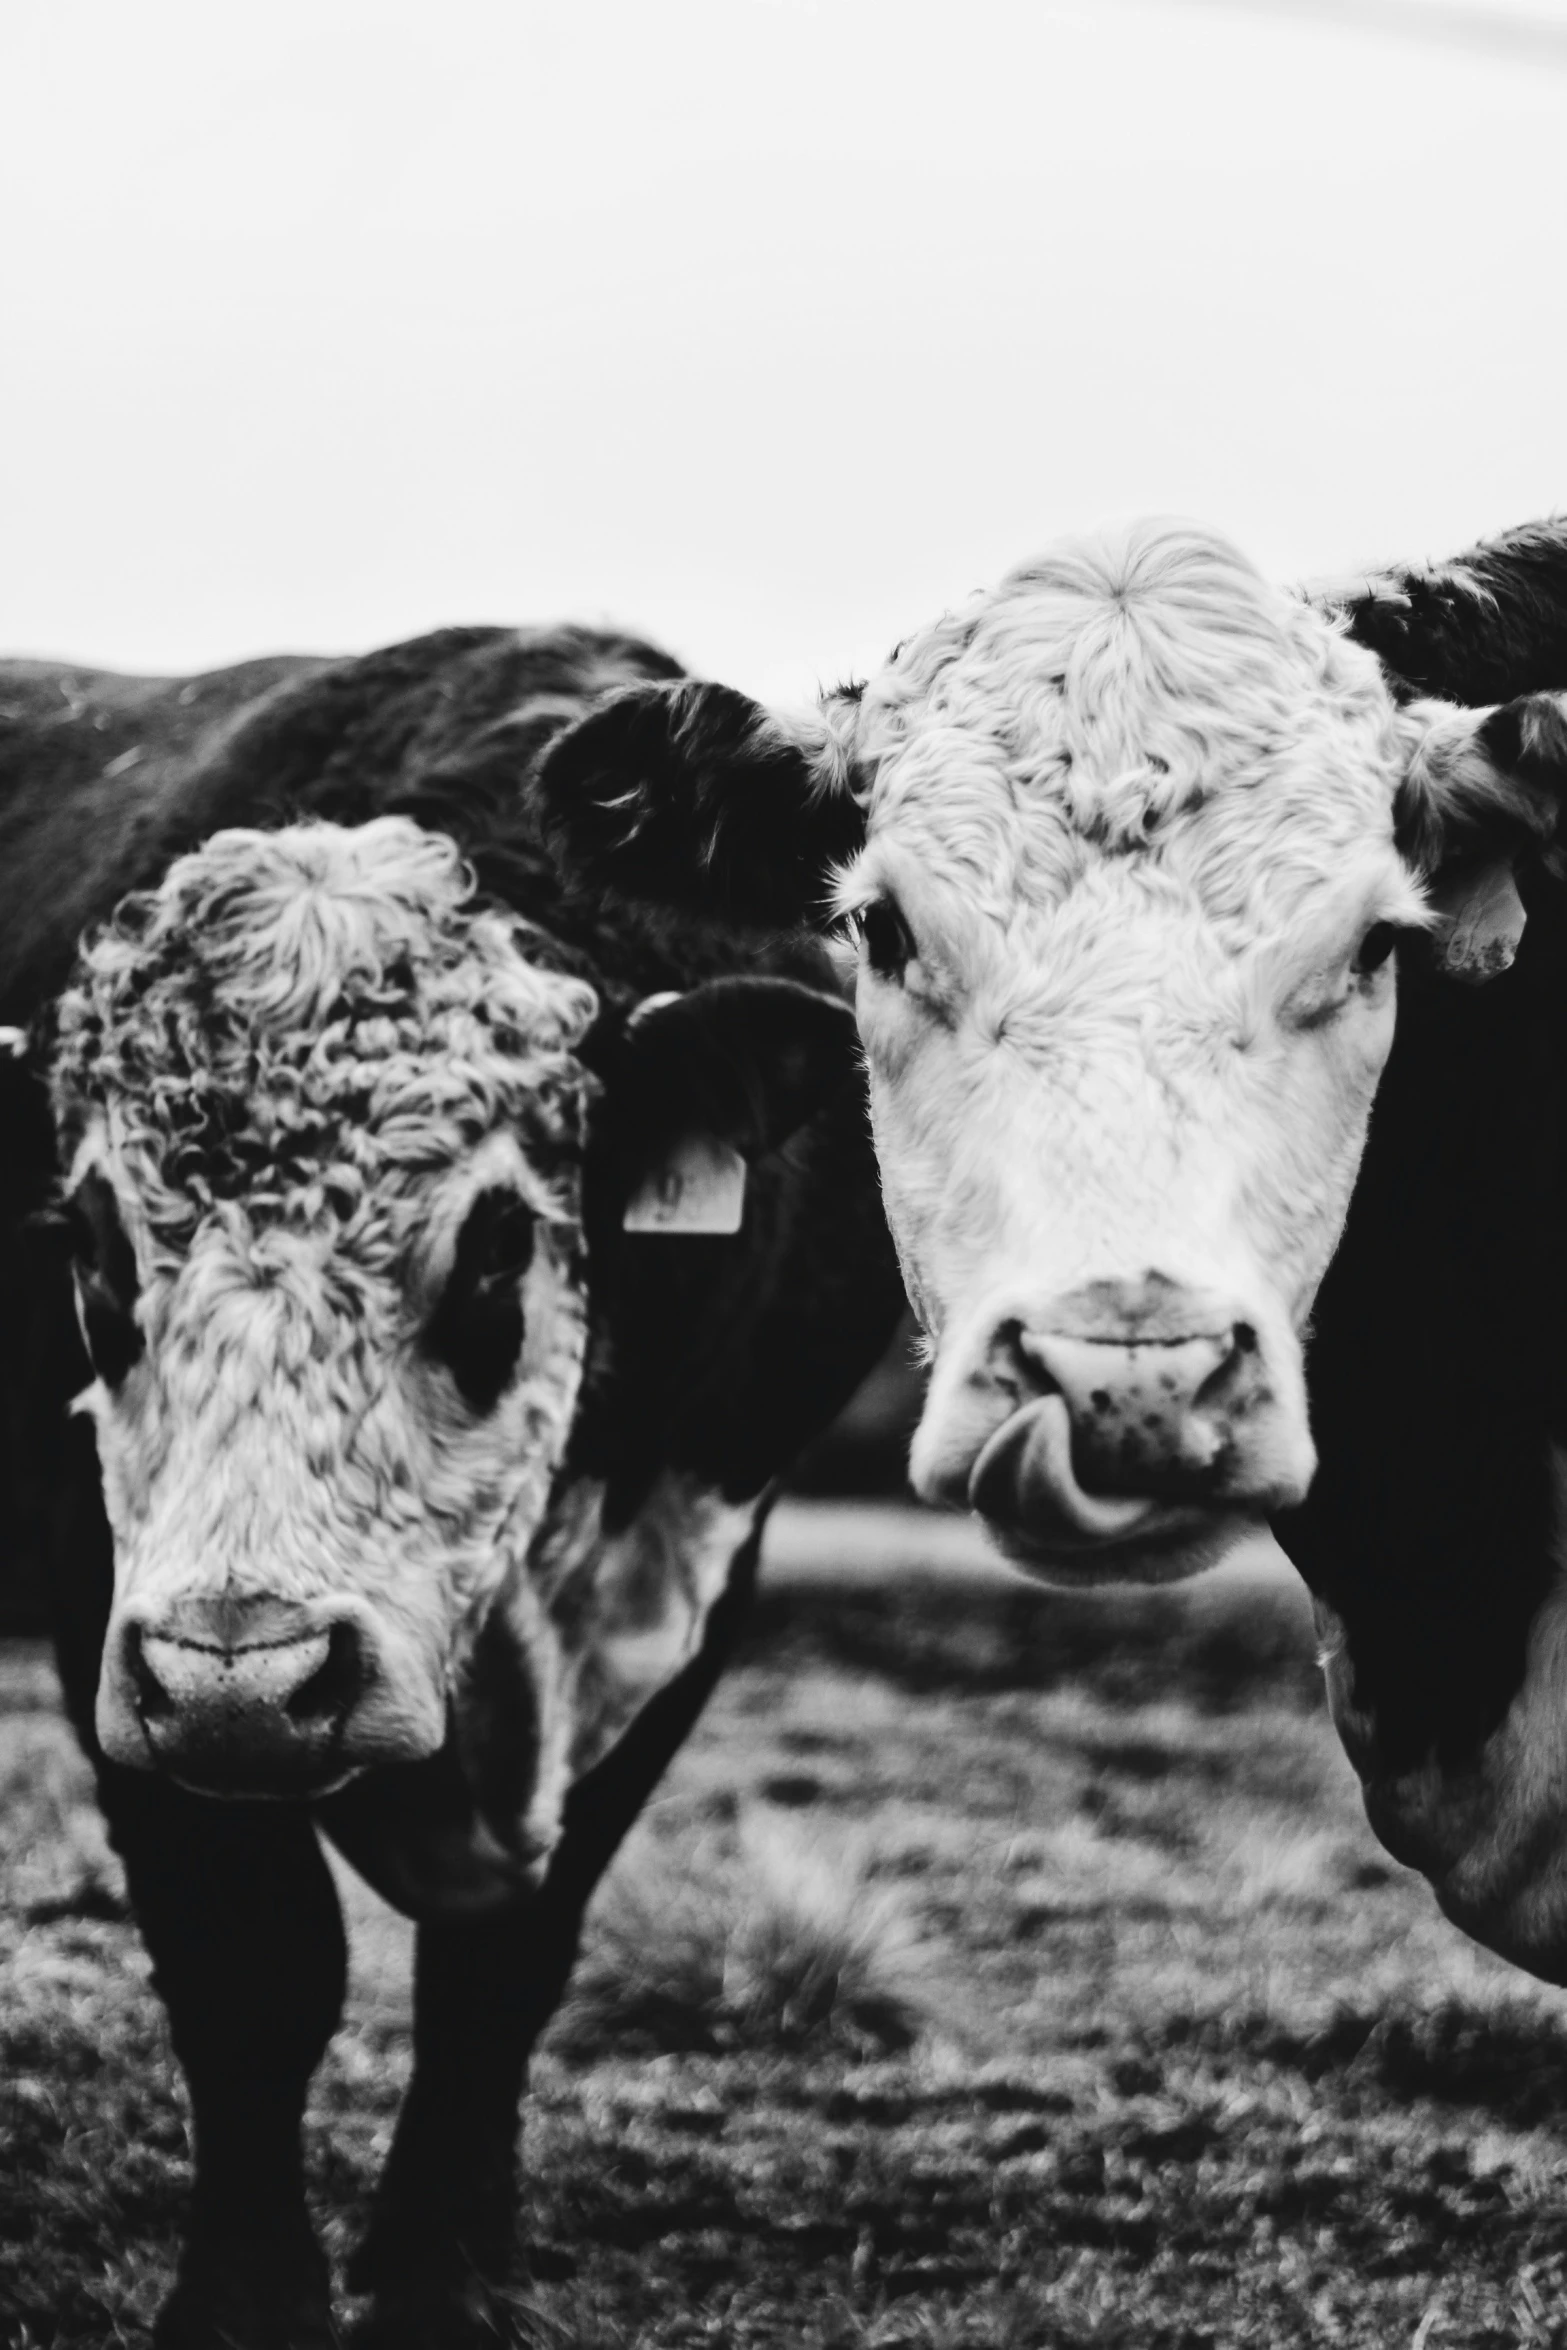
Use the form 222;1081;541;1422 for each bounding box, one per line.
968;1394;1159;1543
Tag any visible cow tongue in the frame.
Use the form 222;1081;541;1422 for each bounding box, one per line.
968;1393;1160;1545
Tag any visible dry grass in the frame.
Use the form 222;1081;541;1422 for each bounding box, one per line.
9;1514;1567;2346
552;1813;932;2064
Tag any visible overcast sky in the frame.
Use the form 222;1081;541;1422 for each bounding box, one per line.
2;0;1564;703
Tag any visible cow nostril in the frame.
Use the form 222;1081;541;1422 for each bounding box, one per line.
125;1624;175;1723
1000;1319;1063;1403
284;1620;362;1729
1193;1321;1268;1421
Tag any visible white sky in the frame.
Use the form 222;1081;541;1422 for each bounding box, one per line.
2;0;1564;704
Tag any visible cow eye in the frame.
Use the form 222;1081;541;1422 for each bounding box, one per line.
1352;923;1399;979
856;895;918;981
425;1186;536;1413
461;1188;537;1291
66;1171;143;1387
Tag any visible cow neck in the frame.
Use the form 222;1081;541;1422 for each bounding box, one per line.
1276;868;1567;1771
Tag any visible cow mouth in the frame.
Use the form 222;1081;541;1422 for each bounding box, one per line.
966;1394;1253;1586
153;1744;369;1802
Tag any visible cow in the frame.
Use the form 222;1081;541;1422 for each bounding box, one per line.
533;517;1567;1985
0;629;904;2348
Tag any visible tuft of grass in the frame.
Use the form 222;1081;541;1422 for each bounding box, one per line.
497;2293;634;2350
549;1812;931;2063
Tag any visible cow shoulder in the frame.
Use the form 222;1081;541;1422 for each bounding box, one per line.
1316;1479;1567;1985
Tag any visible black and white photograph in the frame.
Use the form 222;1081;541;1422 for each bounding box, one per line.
4;3;1567;2343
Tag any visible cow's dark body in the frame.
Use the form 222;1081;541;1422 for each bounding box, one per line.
1278;865;1567;1766
1274;540;1567;1776
0;631;903;2346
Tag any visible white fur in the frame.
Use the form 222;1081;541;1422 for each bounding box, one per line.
51;820;600;1776
533;1472;761;1776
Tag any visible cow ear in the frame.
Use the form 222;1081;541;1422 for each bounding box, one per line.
586;976;862;1237
536;678;865;931
1396;692;1567;982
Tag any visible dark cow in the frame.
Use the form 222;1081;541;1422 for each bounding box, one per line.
532;519;1567;1981
1290;534;1567;1975
0;629;903;2347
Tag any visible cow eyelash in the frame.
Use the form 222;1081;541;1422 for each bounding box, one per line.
65;1174;140;1302
1352;922;1400;979
459;1190;537;1293
850;895;918;981
64;1173;144;1386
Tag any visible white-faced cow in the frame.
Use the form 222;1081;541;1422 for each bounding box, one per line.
536;518;1567;1983
0;631;903;2348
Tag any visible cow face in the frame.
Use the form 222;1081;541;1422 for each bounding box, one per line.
49;818;598;1814
48;817;854;1836
539;521;1565;1584
839;528;1441;1582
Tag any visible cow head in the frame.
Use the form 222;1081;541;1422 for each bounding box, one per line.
540;521;1567;1584
48;816;852;1835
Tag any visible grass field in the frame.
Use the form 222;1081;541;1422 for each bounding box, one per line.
8;1507;1567;2348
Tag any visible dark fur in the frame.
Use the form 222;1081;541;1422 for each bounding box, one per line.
0;628;904;2346
1318;519;1567;707
1392;690;1566;881
1479;690;1567;799
1278;877;1567;1769
534;678;864;931
520;524;1567;946
1277;532;1567;1778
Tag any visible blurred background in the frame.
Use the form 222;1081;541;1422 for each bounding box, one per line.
3;0;1564;708
3;0;1566;1613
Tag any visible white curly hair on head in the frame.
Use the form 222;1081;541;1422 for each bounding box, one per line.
159;818;485;1030
853;517;1397;858
51;816;602;1270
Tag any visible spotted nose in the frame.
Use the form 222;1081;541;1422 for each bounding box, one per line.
918;1273;1316;1554
100;1593;384;1796
1007;1315;1265;1496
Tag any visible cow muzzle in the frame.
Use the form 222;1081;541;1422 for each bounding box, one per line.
97;1592;447;1797
912;1274;1316;1581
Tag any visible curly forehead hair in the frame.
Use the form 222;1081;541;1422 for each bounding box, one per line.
50;817;601;1262
855;518;1395;849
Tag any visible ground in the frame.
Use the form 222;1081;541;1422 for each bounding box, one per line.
7;1506;1567;2349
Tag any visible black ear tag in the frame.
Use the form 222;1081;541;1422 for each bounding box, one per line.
622;1135;747;1234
